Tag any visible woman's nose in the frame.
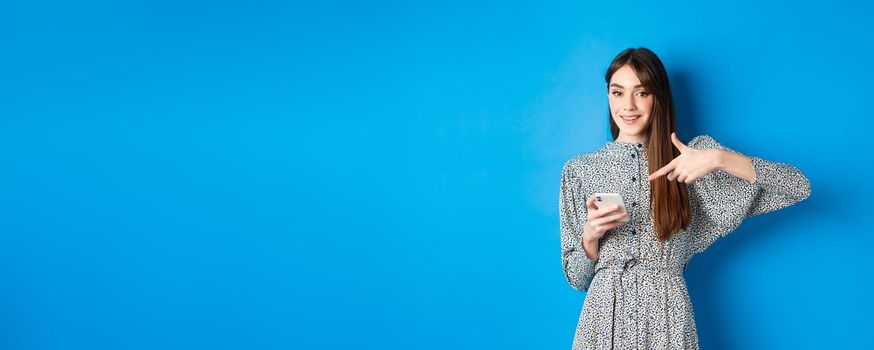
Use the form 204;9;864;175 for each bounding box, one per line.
623;95;637;109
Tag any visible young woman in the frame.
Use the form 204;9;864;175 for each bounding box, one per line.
559;47;811;349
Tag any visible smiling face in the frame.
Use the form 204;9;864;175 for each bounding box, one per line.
608;64;654;142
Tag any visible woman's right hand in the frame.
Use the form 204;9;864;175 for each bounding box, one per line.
582;195;628;243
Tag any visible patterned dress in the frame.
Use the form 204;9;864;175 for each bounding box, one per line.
559;134;811;349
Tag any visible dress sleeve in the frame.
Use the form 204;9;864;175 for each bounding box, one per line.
559;159;596;292
685;135;812;254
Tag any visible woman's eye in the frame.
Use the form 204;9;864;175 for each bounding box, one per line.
610;91;648;97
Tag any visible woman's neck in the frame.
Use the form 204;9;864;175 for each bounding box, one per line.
615;134;649;144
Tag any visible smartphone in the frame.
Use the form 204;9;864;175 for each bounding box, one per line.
593;193;629;223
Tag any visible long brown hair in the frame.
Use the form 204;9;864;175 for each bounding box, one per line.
605;47;690;241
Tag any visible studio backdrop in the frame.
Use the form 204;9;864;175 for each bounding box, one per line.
1;1;871;349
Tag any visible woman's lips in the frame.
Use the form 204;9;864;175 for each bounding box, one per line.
620;115;641;125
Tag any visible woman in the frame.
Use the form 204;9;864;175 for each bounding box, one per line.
559;47;811;349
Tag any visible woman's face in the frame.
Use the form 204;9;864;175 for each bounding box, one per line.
608;64;654;141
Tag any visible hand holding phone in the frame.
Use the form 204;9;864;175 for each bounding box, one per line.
583;193;629;242
592;193;629;223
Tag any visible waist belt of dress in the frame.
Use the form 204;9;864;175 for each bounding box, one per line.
595;257;684;349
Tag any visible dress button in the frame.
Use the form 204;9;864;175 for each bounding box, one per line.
637;143;642;148
631;201;637;207
631;153;636;158
631;176;636;182
631;229;637;235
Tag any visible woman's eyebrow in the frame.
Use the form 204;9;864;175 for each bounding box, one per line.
609;83;644;89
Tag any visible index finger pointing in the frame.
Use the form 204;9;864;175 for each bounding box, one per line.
648;162;676;181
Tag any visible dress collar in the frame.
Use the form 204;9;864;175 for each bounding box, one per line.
605;138;649;151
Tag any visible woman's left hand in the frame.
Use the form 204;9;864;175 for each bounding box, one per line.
647;132;722;183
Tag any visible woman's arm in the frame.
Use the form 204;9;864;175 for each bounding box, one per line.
709;139;811;217
678;134;813;254
649;133;811;217
559;160;597;292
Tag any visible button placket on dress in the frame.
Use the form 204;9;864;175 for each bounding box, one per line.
628;142;645;344
634;142;647;344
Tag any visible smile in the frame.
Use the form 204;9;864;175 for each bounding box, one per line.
620;115;642;124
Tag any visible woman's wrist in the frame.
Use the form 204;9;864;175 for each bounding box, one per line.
581;227;599;260
581;225;597;245
712;149;728;171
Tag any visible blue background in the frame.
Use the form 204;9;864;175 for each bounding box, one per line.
1;1;871;349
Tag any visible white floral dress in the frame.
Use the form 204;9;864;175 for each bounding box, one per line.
559;134;811;349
